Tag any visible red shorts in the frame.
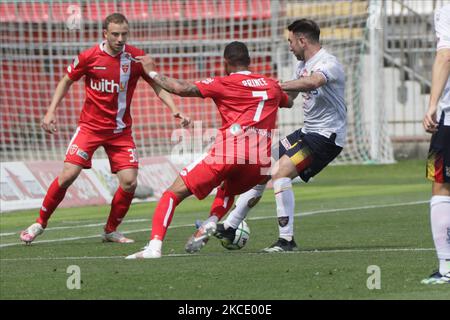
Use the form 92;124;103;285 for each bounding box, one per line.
180;154;269;200
64;126;139;173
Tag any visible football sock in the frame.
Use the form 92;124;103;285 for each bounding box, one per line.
36;178;68;228
430;195;450;275
104;186;135;233
224;184;266;229
146;239;162;253
150;191;180;241
273;177;295;242
210;187;235;221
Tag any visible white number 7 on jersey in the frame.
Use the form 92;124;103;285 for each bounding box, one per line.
252;91;268;121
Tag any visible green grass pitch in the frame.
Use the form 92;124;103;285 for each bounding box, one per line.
1;160;449;300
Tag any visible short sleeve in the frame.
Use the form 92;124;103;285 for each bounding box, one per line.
194;77;223;98
435;5;450;51
314;58;342;83
66;52;87;81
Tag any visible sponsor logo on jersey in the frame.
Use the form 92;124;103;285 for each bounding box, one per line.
90;79;121;93
93;66;107;70
76;149;89;160
69;144;78;155
73;56;79;68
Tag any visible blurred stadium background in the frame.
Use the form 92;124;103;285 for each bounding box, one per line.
0;0;448;211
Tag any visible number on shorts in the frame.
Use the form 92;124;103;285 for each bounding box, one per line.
128;148;138;163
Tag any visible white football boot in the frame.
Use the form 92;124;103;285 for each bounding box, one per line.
126;239;162;259
102;231;135;243
185;220;217;253
20;223;44;245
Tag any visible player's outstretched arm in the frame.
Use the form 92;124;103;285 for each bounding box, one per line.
136;55;203;97
280;73;326;92
150;82;191;127
42;74;74;134
423;48;450;134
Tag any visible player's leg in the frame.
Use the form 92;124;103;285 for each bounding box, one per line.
20;127;96;244
427;182;450;283
221;181;267;230
262;154;299;252
218;131;298;233
20;163;83;244
126;175;193;259
192;181;238;250
103;168;138;243
208;182;236;223
263;132;342;253
103;132;139;243
422;122;450;284
181;155;230;253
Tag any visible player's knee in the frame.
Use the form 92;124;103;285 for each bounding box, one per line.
58;171;79;188
120;179;137;193
247;196;261;208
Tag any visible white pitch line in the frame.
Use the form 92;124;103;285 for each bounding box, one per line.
0;200;429;248
0;224;195;248
0;218;150;236
0;247;435;262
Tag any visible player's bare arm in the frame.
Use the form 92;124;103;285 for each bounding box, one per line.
280;73;326;92
423;48;450;134
150;82;191;127
136;55;203;97
42;74;74;134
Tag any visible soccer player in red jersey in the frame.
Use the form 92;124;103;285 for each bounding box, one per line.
126;41;292;259
20;13;190;245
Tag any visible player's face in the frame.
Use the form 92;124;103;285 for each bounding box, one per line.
104;22;129;54
288;31;305;61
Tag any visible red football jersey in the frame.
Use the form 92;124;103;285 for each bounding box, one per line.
66;42;152;133
195;71;289;161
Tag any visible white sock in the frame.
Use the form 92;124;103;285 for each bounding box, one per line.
147;239;162;252
224;184;266;229
273;177;295;242
430;195;450;275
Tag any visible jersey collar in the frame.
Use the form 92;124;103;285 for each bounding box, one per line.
99;41;125;57
230;70;252;75
305;48;326;67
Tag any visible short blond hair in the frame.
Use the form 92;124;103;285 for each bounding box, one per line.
103;13;128;30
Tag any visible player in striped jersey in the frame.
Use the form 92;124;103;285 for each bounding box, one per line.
421;4;450;285
20;13;190;245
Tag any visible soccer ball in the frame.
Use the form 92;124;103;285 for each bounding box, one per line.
220;221;250;250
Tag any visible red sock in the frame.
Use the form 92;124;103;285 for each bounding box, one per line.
37;178;68;228
104;186;135;233
150;191;180;241
209;187;235;221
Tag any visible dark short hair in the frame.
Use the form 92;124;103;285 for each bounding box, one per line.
103;13;128;30
224;41;251;67
287;19;320;43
